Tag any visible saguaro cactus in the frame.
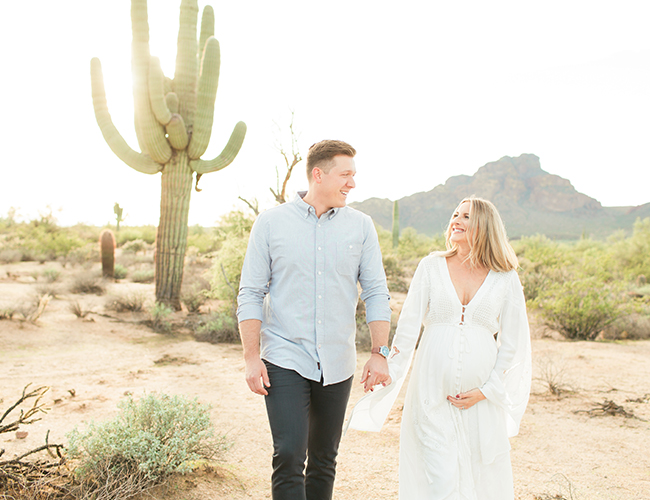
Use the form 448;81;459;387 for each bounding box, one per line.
90;0;246;309
114;203;124;231
100;229;116;279
392;200;400;249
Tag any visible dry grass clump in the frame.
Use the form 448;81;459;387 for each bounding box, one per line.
68;299;93;319
69;272;106;295
105;292;147;313
192;311;239;344
534;355;573;397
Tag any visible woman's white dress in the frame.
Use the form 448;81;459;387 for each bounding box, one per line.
347;253;532;500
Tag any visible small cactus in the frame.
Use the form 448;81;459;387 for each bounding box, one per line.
392;200;400;249
114;203;124;231
100;229;116;279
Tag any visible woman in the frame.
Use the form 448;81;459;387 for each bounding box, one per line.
347;196;531;499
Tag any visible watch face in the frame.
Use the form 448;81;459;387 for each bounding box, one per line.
379;345;390;358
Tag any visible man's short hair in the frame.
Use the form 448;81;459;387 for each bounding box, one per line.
306;140;356;179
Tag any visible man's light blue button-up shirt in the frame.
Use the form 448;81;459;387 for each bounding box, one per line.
237;193;391;386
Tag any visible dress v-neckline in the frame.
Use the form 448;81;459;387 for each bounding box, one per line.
441;255;492;308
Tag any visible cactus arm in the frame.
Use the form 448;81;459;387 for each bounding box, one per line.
131;0;172;164
174;0;199;127
166;114;189;150
187;37;220;160
198;5;215;60
149;57;172;125
190;121;247;174
90;58;162;174
165;92;179;113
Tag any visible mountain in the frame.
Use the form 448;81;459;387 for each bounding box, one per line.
351;154;650;239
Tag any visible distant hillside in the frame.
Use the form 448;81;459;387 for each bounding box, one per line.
351;154;650;239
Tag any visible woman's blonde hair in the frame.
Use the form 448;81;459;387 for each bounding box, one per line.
441;196;518;272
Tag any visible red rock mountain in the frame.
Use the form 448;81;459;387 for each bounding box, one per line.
351;154;648;239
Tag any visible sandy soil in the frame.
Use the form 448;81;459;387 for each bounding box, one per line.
1;261;649;499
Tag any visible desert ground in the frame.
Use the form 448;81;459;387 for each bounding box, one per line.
1;260;649;499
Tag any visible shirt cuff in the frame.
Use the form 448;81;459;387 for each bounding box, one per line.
236;303;264;323
365;299;392;323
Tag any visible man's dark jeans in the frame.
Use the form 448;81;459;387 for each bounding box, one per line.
263;361;353;500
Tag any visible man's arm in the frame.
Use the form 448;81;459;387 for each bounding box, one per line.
360;320;391;392
239;319;270;396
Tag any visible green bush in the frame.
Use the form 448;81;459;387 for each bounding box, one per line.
66;393;227;497
534;277;629;340
42;268;61;283
131;269;155;283
192;310;239;343
114;263;128;280
121;238;148;254
150;302;173;333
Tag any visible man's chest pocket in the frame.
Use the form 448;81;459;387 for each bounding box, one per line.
336;242;362;276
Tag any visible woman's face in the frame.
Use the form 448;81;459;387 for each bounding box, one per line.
449;201;472;246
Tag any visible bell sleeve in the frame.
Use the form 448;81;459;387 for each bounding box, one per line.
479;271;532;437
345;255;431;432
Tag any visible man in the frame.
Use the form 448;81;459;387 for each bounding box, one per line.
237;139;392;500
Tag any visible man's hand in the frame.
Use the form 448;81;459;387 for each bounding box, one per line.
360;354;390;393
245;357;270;396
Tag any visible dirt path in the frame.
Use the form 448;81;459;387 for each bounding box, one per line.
1;262;649;499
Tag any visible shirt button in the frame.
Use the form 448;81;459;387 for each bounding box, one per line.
318;271;322;275
318;295;322;299
318;246;321;251
317;224;321;227
318;320;322;324
349;245;353;249
318;344;322;349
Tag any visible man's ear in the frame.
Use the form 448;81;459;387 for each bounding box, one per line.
312;167;323;183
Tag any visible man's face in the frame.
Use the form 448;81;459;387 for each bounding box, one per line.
316;155;356;209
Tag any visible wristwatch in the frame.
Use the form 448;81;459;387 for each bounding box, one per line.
371;345;390;358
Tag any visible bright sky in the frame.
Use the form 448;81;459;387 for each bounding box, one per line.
3;1;650;227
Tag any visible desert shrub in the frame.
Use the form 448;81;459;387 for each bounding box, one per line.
106;292;147;313
601;310;650;340
121;238;148;254
131;269;155;283
192;310;239;343
35;283;61;298
115;226;157;246
534;277;630;340
69;272;106;295
66;393;227;498
0;307;16;320
186;224;219;254
66;242;100;266
383;255;408;293
68;299;92;319
150;302;173;333
182;286;208;314
206;211;255;310
114;263;128;280
0;248;23;263
42;268;61;283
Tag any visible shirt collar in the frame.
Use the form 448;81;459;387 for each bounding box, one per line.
294;191;340;220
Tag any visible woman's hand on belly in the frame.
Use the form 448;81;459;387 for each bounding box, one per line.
447;388;486;410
